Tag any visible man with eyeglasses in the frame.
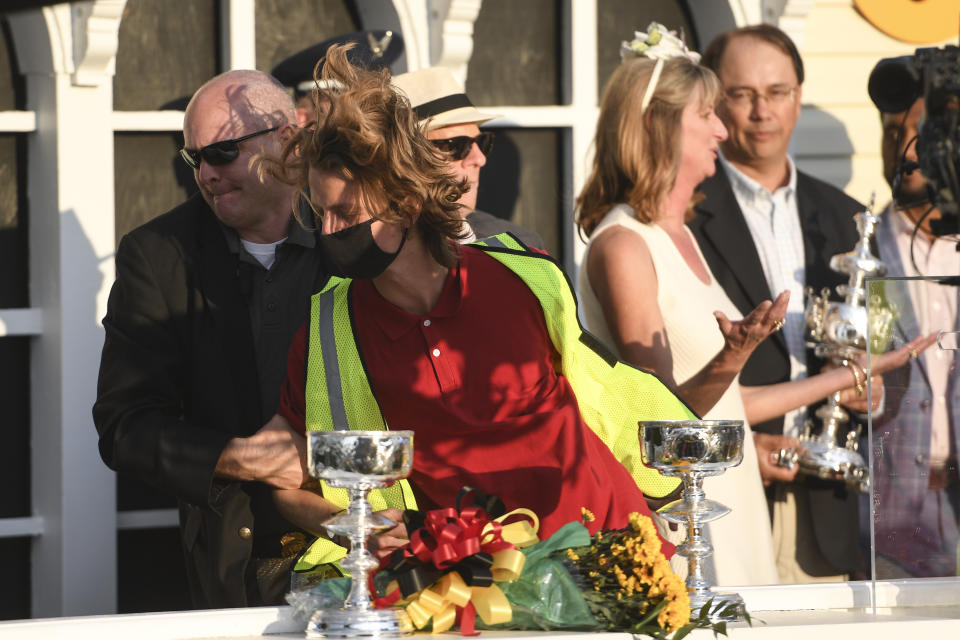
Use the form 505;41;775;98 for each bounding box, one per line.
688;25;865;583
94;69;329;608
392;66;546;250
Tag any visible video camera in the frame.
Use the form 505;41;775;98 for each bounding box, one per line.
868;46;960;235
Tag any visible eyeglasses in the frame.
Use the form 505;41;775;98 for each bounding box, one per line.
430;131;495;161
179;126;279;169
723;85;798;109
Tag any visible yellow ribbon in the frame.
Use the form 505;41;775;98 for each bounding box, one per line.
486;508;541;549
470;585;512;626
397;550;523;632
491;548;525;582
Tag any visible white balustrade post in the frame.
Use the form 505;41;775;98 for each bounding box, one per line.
8;0;123;617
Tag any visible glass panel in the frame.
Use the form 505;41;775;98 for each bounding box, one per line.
596;0;696;97
467;0;560;106
868;276;960;580
476;127;563;258
114;0;218;110
118;528;192;613
255;0;358;74
0;538;30;620
114;132;199;247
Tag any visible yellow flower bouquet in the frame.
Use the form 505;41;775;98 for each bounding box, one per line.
557;510;690;636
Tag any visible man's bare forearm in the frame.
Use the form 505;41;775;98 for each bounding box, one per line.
215;414;307;489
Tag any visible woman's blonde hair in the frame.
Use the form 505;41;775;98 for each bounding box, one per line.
576;56;719;237
264;44;468;267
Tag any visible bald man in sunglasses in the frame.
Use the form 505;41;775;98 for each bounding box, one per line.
94;70;329;609
392;67;546;251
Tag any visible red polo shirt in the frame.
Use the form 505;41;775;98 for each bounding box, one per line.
279;246;663;543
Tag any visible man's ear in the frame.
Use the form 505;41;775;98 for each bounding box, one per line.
278;122;298;145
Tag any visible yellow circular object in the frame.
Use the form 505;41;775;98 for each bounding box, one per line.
855;0;960;44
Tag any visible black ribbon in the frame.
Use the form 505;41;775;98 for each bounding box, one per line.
413;93;474;120
456;486;506;518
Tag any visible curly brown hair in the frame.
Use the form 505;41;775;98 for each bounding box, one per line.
263;44;468;267
576;56;719;238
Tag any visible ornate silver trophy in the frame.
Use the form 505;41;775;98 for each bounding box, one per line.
793;202;895;493
641;420;746;621
306;430;415;639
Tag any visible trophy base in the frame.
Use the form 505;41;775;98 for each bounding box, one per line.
798;440;869;492
689;590;746;622
307;607;413;639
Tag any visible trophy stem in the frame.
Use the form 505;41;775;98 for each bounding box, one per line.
340;487;381;611
679;474;712;597
819;392;846;444
675;473;744;620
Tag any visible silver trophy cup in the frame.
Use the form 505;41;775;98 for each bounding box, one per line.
641;420;746;621
792;201;896;492
306;430;415;639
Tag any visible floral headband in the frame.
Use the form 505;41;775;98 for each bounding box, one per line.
620;22;701;114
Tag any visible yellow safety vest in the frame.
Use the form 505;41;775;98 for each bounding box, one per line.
295;233;696;574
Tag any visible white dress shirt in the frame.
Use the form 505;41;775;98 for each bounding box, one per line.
720;152;809;437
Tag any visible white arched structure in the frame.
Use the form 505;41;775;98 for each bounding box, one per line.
5;0;124;617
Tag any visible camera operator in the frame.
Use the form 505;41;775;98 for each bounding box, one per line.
870;74;960;577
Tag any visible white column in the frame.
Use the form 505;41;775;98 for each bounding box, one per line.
391;0;431;70
8;0;123;617
221;0;256;69
567;0;598;271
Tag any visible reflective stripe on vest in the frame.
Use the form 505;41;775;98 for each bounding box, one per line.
296;278;417;573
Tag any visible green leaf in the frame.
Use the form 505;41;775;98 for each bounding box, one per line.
672;624;695;640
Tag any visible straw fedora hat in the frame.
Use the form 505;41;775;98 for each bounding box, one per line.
392;67;501;131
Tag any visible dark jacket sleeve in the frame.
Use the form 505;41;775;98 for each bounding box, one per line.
93;231;231;508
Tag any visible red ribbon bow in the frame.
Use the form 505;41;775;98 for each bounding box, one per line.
408;506;514;569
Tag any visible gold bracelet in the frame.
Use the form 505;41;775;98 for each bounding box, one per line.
841;359;865;397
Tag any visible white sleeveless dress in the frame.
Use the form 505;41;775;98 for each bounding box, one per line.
578;204;779;587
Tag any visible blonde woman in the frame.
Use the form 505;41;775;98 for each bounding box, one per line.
576;30;930;586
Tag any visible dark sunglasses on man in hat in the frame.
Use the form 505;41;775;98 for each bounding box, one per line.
179;126;279;169
429;131;494;161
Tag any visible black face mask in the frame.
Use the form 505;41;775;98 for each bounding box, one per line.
318;218;407;280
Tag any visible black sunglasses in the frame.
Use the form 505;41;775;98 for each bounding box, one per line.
430;131;495;161
179;126;279;169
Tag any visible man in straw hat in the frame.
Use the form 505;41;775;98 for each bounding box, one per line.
392;67;546;250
